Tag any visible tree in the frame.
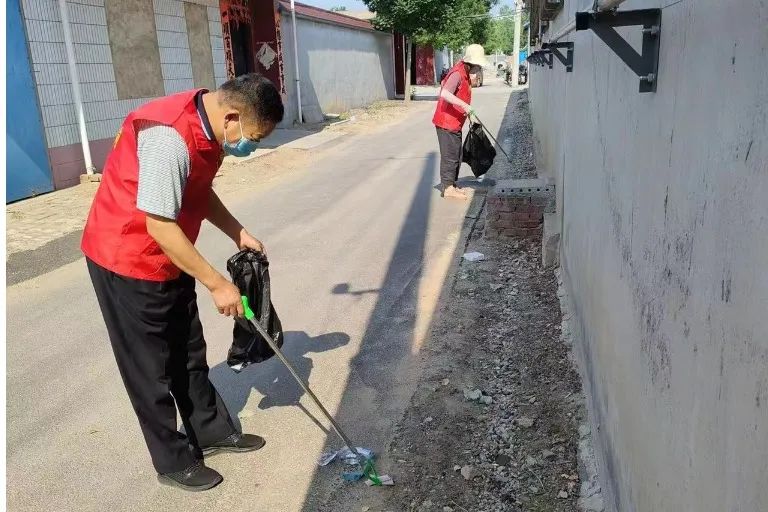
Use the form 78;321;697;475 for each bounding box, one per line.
435;0;496;52
485;4;528;54
364;0;456;99
365;0;494;94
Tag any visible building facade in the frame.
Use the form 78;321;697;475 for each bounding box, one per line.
8;0;226;201
527;0;768;511
7;0;398;201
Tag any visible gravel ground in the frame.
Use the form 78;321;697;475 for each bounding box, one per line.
320;90;591;512
376;231;584;512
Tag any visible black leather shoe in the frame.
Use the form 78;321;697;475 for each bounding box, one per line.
157;461;223;492
202;432;266;455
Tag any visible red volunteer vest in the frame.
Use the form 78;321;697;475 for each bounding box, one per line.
81;89;222;281
432;61;472;133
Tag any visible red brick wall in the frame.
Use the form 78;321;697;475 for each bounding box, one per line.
485;179;554;239
486;196;545;238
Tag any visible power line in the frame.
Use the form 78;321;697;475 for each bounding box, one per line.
461;8;528;18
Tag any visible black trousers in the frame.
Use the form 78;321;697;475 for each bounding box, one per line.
436;127;463;189
87;259;236;474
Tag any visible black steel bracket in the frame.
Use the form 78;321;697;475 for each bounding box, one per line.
542;41;574;72
575;8;661;92
527;49;553;69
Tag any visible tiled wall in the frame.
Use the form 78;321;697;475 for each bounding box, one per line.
207;6;227;86
21;0;226;158
154;0;195;94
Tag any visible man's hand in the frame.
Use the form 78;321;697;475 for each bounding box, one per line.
210;277;244;317
237;229;267;257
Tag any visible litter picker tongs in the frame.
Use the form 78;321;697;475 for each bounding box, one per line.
239;296;383;484
470;113;512;163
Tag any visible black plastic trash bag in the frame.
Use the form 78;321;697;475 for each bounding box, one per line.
462;122;497;177
226;249;284;372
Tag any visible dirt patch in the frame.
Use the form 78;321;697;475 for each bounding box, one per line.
212;100;419;198
336;100;428;136
370;231;584;512
212;148;314;198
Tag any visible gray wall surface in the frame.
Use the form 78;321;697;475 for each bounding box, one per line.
528;1;768;511
105;0;164;99
280;15;394;125
184;2;216;91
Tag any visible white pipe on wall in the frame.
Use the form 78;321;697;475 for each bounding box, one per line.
596;0;627;10
548;20;577;43
58;0;95;175
289;0;303;124
547;0;628;43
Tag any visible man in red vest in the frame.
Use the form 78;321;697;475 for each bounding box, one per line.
432;44;488;200
82;74;284;491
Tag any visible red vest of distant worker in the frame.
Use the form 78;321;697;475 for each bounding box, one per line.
432;61;472;133
81;89;222;281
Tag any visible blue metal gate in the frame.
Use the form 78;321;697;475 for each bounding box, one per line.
7;0;54;202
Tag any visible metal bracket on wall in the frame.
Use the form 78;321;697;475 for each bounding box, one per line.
542;42;574;72
575;8;661;92
527;50;553;69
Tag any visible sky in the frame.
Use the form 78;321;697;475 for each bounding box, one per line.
302;0;513;15
303;0;368;10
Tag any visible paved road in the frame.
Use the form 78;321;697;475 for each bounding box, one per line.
7;81;512;512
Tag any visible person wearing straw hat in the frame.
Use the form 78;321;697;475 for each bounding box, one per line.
432;44;488;200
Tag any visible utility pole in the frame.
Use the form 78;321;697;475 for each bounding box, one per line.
511;0;523;87
289;0;302;124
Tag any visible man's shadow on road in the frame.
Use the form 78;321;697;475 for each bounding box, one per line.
209;331;350;435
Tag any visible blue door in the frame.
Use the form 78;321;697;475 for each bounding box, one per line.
7;0;54;202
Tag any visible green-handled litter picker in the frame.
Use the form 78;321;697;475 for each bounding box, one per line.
240;296;383;485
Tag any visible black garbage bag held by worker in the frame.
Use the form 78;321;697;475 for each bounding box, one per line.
462;122;496;177
227;249;284;372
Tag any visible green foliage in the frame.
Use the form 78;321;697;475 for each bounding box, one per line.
364;0;451;39
485;5;529;54
434;0;496;51
364;0;495;49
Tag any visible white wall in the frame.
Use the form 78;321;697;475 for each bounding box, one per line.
280;14;394;124
528;1;768;511
21;0;226;150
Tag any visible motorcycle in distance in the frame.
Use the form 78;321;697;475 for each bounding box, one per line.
518;63;528;85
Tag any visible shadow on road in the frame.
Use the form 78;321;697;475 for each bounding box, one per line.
297;152;438;509
209;331;351;434
331;283;380;297
297;90;521;509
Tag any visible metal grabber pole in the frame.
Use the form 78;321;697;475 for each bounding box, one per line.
240;297;365;463
470;113;512;162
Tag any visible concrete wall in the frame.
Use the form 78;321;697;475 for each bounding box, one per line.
434;47;450;76
279;13;394;125
21;0;226;189
527;1;768;511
